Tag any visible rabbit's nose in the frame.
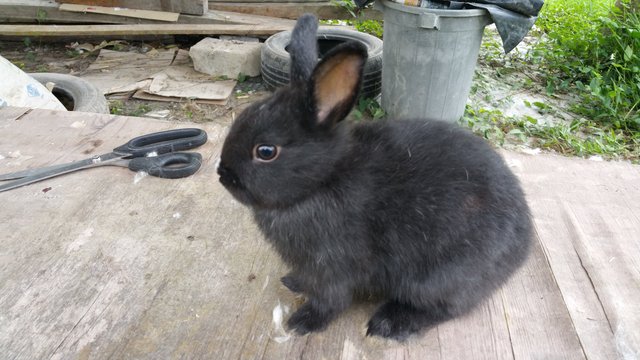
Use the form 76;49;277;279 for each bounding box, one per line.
217;161;229;177
217;161;241;188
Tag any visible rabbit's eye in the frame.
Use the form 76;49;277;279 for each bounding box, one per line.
254;144;279;162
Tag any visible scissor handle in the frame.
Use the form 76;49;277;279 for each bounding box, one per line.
113;128;207;157
128;152;203;179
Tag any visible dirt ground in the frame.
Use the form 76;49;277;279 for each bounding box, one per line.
0;29;585;155
0;37;272;126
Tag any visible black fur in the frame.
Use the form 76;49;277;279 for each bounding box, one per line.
289;13;318;86
218;14;532;340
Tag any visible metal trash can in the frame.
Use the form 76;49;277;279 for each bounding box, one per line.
377;0;491;122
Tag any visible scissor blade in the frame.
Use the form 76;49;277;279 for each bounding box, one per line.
0;162;80;181
0;153;124;193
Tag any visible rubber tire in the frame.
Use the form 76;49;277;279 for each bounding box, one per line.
29;73;109;114
261;27;383;99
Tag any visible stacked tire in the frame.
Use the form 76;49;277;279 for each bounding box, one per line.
261;27;383;99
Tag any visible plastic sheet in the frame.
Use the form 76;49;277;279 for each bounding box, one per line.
0;55;66;111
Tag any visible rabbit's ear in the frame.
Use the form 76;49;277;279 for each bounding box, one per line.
289;14;319;85
311;42;367;127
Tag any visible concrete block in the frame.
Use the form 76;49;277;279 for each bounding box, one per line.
189;38;263;78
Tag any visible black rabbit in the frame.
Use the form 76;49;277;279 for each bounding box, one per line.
217;14;532;340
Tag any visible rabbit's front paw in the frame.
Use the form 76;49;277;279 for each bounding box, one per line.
287;302;331;335
281;274;304;293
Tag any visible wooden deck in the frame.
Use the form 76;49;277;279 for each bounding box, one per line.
0;107;638;359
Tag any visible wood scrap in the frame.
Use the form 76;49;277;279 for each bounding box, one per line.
57;0;208;16
0;0;147;25
132;90;228;105
58;3;180;22
204;10;296;27
0;23;293;37
209;1;383;21
0;0;295;26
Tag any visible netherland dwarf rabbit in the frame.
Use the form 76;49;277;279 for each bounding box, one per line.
218;14;532;340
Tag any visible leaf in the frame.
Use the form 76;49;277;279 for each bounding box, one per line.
533;101;549;110
352;108;363;120
546;81;555;96
624;45;633;62
589;78;601;95
579;66;592;73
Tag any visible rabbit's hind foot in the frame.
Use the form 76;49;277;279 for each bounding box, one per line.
366;300;451;341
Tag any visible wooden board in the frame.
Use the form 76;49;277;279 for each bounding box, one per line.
0;0;296;26
0;23;293;37
210;0;326;3
506;151;640;359
59;3;180;22
0;107;638;359
57;0;208;16
209;1;383;21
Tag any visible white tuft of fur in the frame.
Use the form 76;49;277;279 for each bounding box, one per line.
272;301;291;343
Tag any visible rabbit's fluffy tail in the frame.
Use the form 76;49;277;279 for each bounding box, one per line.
289;13;319;85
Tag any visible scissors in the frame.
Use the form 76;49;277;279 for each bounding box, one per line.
0;128;208;193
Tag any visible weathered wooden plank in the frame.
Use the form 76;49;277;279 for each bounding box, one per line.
0;109;229;359
209;1;384;21
500;236;586;359
510;152;640;359
210;0;326;3
210;9;297;27
58;3;181;22
0;23;293;37
0;107;31;122
434;295;514;360
58;0;208;15
1;107;638;359
0;0;295;26
0;0;163;25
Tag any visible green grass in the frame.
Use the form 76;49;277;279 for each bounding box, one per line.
354;19;383;38
109;101;151;117
328;0;384;38
462;106;640;162
109;100;125;115
464;0;640;161
330;0;640;160
530;0;640;131
129;104;152;117
352;97;385;120
35;9;47;24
